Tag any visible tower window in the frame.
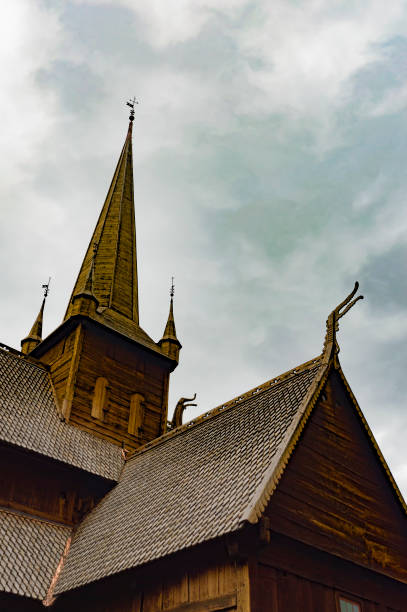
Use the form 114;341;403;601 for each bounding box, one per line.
129;393;144;435
91;377;108;421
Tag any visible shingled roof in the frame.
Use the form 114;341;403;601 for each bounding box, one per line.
0;509;71;600
56;357;325;593
0;348;123;481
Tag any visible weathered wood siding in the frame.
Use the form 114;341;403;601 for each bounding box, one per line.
56;544;248;612
265;369;407;583
40;322;171;449
0;444;112;525
253;532;407;611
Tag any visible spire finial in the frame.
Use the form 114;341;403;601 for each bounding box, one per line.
126;97;139;122
159;277;182;364
322;281;364;365
21;278;51;354
42;277;51;299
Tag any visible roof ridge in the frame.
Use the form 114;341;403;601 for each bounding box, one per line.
127;355;323;462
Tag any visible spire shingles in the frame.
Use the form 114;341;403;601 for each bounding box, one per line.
159;296;182;364
21;298;45;355
65;121;138;325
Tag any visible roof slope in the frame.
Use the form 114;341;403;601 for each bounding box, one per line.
0;509;71;600
0;349;123;480
56;358;323;593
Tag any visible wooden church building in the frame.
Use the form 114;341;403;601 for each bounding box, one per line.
1;108;406;611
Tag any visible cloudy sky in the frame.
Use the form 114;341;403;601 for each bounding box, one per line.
1;1;406;497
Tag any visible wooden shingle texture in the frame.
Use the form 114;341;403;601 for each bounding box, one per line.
0;349;123;480
0;509;71;600
56;359;322;593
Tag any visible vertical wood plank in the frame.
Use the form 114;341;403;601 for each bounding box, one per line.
172;573;189;606
189;568;200;602
206;564;219;598
142;584;162;612
198;566;210;601
236;562;251;612
218;561;236;595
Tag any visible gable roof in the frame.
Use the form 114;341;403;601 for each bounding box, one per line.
56;357;324;593
0;348;124;481
1;336;404;599
0;509;71;601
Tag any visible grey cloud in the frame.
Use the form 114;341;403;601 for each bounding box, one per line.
36;60;106;115
360;244;407;313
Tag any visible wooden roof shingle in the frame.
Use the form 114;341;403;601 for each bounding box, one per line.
56;358;323;593
0;348;124;481
0;509;71;600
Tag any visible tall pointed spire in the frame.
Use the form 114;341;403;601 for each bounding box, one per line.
21;279;50;355
65;106;138;325
159;278;182;364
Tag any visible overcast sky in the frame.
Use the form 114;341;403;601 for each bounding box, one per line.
1;1;406;498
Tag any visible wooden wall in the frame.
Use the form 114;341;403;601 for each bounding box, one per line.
55;542;248;612
39;321;171;450
54;527;407;611
253;532;407;611
0;443;113;525
265;370;407;584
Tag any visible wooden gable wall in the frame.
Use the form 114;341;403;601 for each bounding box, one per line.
253;532;407;611
263;369;407;584
250;367;407;611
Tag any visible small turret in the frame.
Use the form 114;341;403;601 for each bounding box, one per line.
21;279;50;355
70;243;99;318
159;279;182;365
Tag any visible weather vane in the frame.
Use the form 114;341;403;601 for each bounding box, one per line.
42;278;51;299
126;97;139;122
170;277;175;299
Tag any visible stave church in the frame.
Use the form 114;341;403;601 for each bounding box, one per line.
1;106;406;611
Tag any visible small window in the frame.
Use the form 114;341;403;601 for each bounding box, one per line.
339;597;361;612
91;377;108;420
128;393;144;435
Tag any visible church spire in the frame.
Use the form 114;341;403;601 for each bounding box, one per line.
159;278;182;364
65;103;138;325
21;279;50;355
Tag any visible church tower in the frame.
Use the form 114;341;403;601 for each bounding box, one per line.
28;105;180;450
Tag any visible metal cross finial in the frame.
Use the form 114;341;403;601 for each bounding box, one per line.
42;278;51;299
126;97;139;122
170;277;175;299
